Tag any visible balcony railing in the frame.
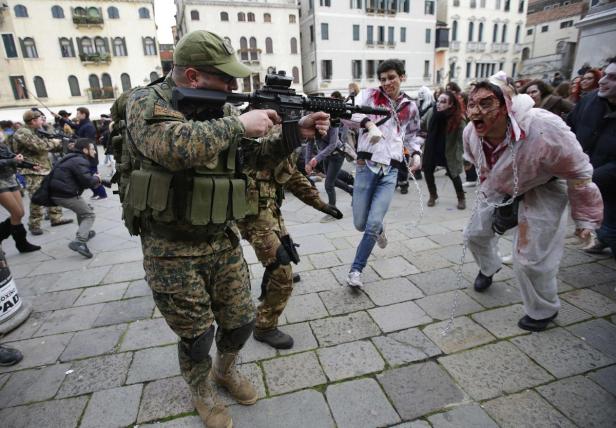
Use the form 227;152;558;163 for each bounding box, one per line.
87;86;115;101
450;41;460;51
514;43;523;53
79;52;111;64
491;43;510;53
72;15;104;26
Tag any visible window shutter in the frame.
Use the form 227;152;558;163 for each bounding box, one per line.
103;37;110;53
122;37;127;55
70;38;75;56
153;37;157;55
76;37;84;55
58;37;63;55
19;37;26;57
142;37;146;55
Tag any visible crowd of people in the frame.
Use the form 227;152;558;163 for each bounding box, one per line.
0;28;613;425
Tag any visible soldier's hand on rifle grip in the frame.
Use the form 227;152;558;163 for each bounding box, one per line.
239;109;281;138
298;112;330;139
365;122;383;145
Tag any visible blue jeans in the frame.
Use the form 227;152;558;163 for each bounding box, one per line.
323;153;345;206
350;163;398;272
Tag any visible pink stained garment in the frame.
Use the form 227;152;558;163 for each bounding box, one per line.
463;94;603;230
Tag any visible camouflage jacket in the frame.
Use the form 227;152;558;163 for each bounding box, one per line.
12;127;62;175
125;75;292;257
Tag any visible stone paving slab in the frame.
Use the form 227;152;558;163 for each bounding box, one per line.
30;289;82;312
403;237;441;253
405;251;453;272
46;266;111;291
371;327;441;366
310;311;381;346
369;256;419;278
308;252;343;269
326;378;401;428
262;351;326;395
141;416;202;428
587;365;616;396
471;304;528;339
102;261;145;284
73;282;129;306
553;300;593;326
318;287;374;316
391;421;431;428
230;389;335;428
463;281;523;308
57;352;132;398
0;396;88;428
119;318;178;352
592;281;616;301
216;363;267;406
439;341;553;400
137;376;193;424
368;301;432;333
291;268;341;295
93;296;156;327
423;316;496;354
124;279;151;298
0;363;70;408
278;322;318;356
408;268;470;295
60;324;127;362
561;288;616;317
237;335;277;363
568;318;616;359
483;390;576;428
0;333;73;373
362;277;424;306
127;345;180;384
511;327;614;378
416;290;484;321
330;264;380;285
558;262;616;288
283;293;329;323
317;340;384;381
0;311;51;342
427;404;499;428
377;361;465;420
537;375;616;428
34;303;105;336
80;384;142;428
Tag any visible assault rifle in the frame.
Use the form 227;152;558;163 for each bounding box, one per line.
171;70;390;153
0;152;37;170
36;129;75;154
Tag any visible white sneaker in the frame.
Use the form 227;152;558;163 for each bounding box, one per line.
501;254;513;265
346;271;363;289
377;226;388;249
462;181;477;188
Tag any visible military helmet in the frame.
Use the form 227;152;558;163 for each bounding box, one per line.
173;30;251;78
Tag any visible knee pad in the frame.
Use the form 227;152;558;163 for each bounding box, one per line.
182;325;215;363
218;320;256;351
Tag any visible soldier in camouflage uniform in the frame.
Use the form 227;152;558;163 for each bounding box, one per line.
122;31;329;428
239;151;342;349
12;110;73;235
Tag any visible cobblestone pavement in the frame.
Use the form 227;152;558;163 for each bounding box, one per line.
1;171;615;428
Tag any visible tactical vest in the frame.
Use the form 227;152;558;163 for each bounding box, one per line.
245;153;297;215
121;84;247;238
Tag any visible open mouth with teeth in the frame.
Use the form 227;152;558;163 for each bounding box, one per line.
472;119;487;133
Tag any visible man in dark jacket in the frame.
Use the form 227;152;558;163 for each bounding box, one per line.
50;139;101;258
568;57;616;259
54;107;96;139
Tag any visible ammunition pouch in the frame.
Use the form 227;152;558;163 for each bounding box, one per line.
492;195;524;235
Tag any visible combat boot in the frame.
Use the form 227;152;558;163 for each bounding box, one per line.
427;192;438;207
192;379;233;428
254;328;294;349
212;351;257;405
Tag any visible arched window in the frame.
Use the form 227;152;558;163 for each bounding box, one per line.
113;37;127;56
74;6;86;17
87;7;100;18
452;20;458;41
59;37;75;57
21;37;38;58
240;37;248;61
478;22;484;41
264;13;271;23
249;37;257;60
80;37;94;54
51;5;64;18
521;47;530;61
89;74;101;89
150;72;159;82
247;12;255;22
265;37;273;54
290;37;298;54
468;22;474;42
102;73;112;88
143;37;156;55
33;76;48;98
121;73;132;91
108;6;119;19
501;23;507;42
238;12;245;22
289;14;296;23
68;75;81;96
292;67;299;84
190;10;199;20
14;4;28;17
221;12;229;21
94;37;108;54
139;7;150;19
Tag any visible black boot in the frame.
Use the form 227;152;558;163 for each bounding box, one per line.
518;313;558;332
474;271;494;292
293;273;301;283
254;328;294;349
0;218;11;242
11;224;41;253
0;345;23;366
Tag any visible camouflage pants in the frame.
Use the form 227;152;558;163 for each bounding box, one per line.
24;175;63;229
143;244;254;390
238;205;293;332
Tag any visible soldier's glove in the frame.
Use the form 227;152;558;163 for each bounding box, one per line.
492;195;523;235
323;204;343;219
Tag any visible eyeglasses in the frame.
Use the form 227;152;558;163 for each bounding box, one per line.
467;95;500;115
196;68;236;84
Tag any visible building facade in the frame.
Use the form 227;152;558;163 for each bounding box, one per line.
437;0;527;88
299;0;437;95
518;0;586;80
0;0;162;111
573;0;616;72
174;0;302;93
